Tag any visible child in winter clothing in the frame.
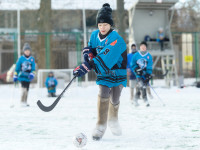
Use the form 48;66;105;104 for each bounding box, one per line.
13;43;36;107
127;44;138;103
131;41;153;107
45;72;58;97
73;3;127;140
156;27;165;51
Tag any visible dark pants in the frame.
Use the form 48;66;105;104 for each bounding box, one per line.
135;78;147;101
48;93;56;97
160;40;164;51
21;81;30;91
21;81;30;103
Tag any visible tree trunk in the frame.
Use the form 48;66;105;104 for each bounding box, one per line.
38;0;52;32
37;0;52;69
116;0;126;41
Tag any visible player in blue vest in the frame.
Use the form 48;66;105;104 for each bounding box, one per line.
131;41;153;107
45;72;58;97
127;44;138;103
73;3;127;140
13;43;36;107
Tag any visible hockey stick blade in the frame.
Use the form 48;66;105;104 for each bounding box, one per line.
37;75;77;112
152;69;169;78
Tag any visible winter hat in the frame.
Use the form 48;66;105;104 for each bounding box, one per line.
96;3;113;26
48;71;54;77
131;44;136;47
23;43;32;52
140;41;148;47
131;44;137;53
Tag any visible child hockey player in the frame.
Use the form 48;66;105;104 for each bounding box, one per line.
13;43;36;107
131;41;153;107
127;44;138;103
73;3;127;140
45;72;57;97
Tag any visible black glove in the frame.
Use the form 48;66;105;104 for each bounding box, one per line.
51;85;55;88
82;47;96;62
143;74;152;83
73;61;91;77
134;67;143;76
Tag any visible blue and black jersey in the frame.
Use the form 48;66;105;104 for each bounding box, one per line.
15;55;36;82
127;52;137;80
45;77;58;93
88;30;127;88
130;51;153;78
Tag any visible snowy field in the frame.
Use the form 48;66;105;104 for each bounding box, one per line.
0;79;200;150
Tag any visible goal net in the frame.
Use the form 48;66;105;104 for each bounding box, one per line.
37;69;96;88
37;69;76;88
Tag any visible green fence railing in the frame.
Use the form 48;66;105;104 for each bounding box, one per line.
172;32;200;81
0;31;199;81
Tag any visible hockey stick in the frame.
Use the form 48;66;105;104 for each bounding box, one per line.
148;83;165;106
152;69;168;78
37;75;77;112
141;75;165;106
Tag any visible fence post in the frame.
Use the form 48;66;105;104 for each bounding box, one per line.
76;32;82;84
76;32;81;65
13;32;18;62
45;33;50;69
195;32;199;81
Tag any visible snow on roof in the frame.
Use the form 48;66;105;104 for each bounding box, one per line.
0;0;138;10
51;0;138;10
0;0;40;10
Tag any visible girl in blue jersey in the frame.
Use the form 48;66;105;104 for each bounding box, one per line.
13;43;36;107
131;41;153;107
73;3;127;140
45;72;58;97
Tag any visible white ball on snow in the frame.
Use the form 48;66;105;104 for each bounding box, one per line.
73;133;87;148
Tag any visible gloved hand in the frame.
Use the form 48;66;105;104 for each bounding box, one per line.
127;68;131;76
13;75;18;82
28;73;35;81
48;87;54;90
134;67;143;76
73;61;91;77
82;47;96;62
51;84;55;88
143;74;152;83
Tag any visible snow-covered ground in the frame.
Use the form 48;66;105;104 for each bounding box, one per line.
0;79;199;150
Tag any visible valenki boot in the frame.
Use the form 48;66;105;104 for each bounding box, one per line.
92;96;109;140
108;102;122;136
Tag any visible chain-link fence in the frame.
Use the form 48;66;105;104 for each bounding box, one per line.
0;31;199;83
0;32;83;71
172;32;200;81
0;32;98;83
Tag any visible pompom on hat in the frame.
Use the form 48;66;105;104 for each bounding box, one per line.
96;3;113;26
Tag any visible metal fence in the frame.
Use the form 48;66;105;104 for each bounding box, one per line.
0;32;83;72
172;32;200;80
0;31;199;81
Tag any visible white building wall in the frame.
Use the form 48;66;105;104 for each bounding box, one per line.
132;9;168;45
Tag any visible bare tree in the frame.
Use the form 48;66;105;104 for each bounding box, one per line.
36;0;52;69
172;0;200;32
116;0;126;40
38;0;52;32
